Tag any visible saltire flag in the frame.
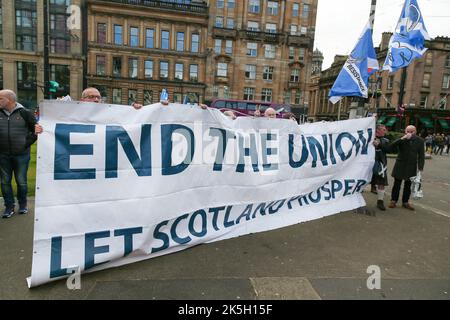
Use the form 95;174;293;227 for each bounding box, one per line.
383;0;430;73
329;19;379;104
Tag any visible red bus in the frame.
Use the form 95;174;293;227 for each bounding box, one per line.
210;99;292;118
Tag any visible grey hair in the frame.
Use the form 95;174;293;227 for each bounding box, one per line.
0;89;17;102
81;87;100;98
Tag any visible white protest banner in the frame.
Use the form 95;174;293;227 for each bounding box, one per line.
28;101;375;287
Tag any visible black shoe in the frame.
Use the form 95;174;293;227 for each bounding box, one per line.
377;200;386;211
2;207;15;219
19;207;28;214
370;186;377;194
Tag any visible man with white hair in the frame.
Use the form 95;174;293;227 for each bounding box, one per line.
0;89;37;218
388;125;425;211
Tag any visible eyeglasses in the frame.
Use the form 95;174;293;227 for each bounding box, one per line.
84;95;102;100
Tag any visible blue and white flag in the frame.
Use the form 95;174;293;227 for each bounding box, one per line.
329;20;379;104
383;0;430;73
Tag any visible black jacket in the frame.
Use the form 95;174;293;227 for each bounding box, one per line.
390;136;425;180
0;104;37;156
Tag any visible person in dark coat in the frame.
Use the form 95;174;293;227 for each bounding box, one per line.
372;125;390;211
388;125;425;211
0;89;37;218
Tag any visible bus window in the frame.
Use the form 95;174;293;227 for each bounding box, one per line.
259;104;269;112
214;100;226;108
247;103;257;111
226;101;238;109
238;102;247;110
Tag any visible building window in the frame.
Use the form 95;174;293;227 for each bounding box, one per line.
438;95;447;109
249;0;260;13
290;25;298;35
385;94;392;107
268;1;279;15
290;69;300;82
50;38;70;54
161;30;170;50
144;90;153;105
17;61;37;86
289;46;295;60
425;52;433;66
293;3;299;17
176;32;184;51
173;92;182;103
114;25;123;45
302;4;310;19
224;86;230;98
190;64;198;81
215;16;224;28
228;0;235;9
244;87;255;100
217;63;228;77
215;39;222;54
97;23;106;44
50;13;67;31
129;58;138;78
217;0;224;8
16;9;37;28
128;89;137;105
17;61;37;110
50;64;70;97
422;73;431;87
299;48;305;61
442;74;450;89
245;65;256;79
387;75;394;90
16;35;36;52
184;92;199;104
191;33;199;53
247;42;257;57
130;27;139;47
420;94;428;108
113;57;122;77
265;44;276;59
212;86;219;98
160;61;169;79
265;23;277;33
262;88;272;102
295;90;302;104
96;56;106;75
175;63;184;80
284;91;291;104
263;66;274;81
446;54;450;68
225;40;233;54
50;0;70;4
112;88;122;104
144;60;153;79
146;28;154;48
226;18;234;29
247;21;259;31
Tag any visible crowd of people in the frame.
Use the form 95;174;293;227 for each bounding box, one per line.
424;133;450;155
0;87;447;219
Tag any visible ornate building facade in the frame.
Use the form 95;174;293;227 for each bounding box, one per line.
0;0;84;109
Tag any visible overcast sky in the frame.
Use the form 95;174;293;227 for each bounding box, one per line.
315;0;450;69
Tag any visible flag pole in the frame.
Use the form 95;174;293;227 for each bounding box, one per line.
369;0;377;30
359;0;377;117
